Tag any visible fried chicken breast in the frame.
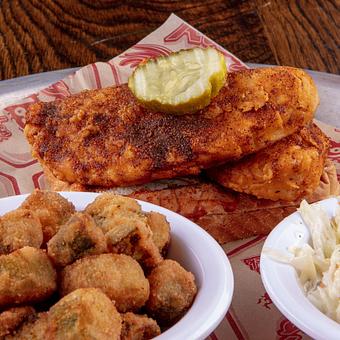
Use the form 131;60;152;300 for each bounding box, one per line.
130;161;340;244
207;123;330;201
25;67;318;187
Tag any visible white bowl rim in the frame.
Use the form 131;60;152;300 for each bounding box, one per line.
260;197;340;340
0;192;234;340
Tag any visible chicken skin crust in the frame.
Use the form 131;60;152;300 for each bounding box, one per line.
207;123;329;201
25;67;317;187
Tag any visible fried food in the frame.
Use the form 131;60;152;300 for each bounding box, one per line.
0;209;43;255
0;192;199;338
7;312;49;340
47;212;107;267
146;259;197;326
20;190;75;243
208;124;329;201
121;312;161;340
146;212;170;257
85;194;162;270
60;254;149;313
46;288;121;340
25;67;317;188
131;160;340;244
5;290;122;339
0;247;57;308
84;193;142;234
0;306;36;338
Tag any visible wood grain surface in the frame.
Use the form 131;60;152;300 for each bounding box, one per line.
0;0;338;80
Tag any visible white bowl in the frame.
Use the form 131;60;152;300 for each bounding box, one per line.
0;192;234;340
260;197;340;340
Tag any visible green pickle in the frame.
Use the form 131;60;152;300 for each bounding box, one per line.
128;47;227;115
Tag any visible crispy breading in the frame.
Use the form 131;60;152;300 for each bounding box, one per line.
46;288;121;340
60;254;149;313
4;293;121;340
85;194;162;271
84;194;142;234
25;67;318;188
0;209;43;255
20;190;75;243
0;247;57;308
0;307;36;338
131;161;340;244
121;312;160;340
146;212;170;257
47;212;107;267
207;124;330;201
146;259;197;326
4;312;48;340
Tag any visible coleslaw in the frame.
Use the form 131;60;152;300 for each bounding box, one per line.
265;200;340;323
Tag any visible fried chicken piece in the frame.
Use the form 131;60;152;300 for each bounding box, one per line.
20;190;75;243
46;288;121;340
132;161;340;244
146;259;197;326
85;194;162;271
47;212;107;267
208;124;329;201
25;67;317;188
0;307;36;338
146;212;170;257
121;312;160;340
0;209;43;255
60;254;149;313
0;247;57;308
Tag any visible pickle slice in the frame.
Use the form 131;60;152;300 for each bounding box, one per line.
128;47;227;115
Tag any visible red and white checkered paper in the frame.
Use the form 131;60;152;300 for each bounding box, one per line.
0;13;339;339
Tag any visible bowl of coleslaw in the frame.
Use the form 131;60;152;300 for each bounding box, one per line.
260;197;340;340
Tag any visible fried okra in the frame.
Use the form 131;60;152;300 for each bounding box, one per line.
121;312;161;340
0;247;57;308
5;290;122;339
47;212;107;267
60;254;149;313
4;312;48;340
46;288;121;340
146;212;170;257
0;209;43;255
85;194;162;271
0;306;36;338
20;190;75;243
146;259;197;326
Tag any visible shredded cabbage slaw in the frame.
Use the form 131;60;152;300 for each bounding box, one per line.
265;200;340;323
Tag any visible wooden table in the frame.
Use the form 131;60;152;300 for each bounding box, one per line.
0;0;338;80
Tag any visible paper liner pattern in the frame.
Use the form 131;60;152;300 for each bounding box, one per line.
0;13;338;339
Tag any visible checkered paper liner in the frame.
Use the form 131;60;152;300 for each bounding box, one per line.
0;13;339;339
